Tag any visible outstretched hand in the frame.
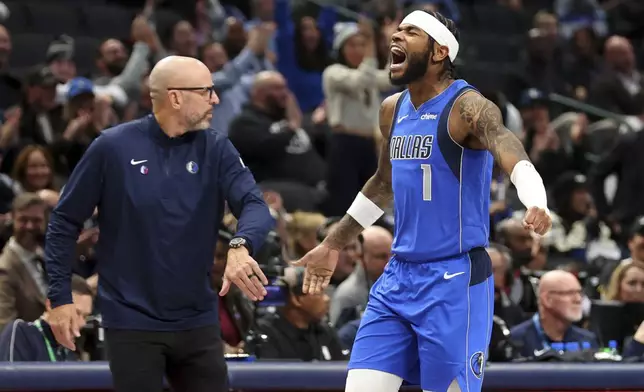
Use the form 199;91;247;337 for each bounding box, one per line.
291;244;339;294
220;248;268;301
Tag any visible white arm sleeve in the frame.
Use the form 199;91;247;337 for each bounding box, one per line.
510;160;549;212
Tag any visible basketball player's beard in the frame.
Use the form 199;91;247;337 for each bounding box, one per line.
390;47;431;86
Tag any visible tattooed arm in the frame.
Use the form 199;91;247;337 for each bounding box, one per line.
456;91;529;175
323;92;400;250
453;91;552;235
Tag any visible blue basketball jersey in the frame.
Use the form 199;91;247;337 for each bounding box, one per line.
389;79;493;262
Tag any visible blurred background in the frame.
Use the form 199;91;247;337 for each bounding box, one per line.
0;0;643;389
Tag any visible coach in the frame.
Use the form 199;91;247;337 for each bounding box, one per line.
44;56;274;392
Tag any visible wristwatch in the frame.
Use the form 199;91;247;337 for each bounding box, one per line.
229;237;250;251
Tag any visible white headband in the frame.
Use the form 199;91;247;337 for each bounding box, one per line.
400;11;459;62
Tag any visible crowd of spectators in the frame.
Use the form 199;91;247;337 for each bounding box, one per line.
0;0;642;369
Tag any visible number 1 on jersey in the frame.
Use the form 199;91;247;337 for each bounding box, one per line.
421;164;432;201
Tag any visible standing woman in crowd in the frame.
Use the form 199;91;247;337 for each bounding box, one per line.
274;0;335;114
321;19;393;216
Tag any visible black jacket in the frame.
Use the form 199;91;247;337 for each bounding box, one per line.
228;104;326;187
255;312;346;361
0;319;75;362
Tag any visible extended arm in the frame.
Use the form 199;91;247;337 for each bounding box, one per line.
322;94;399;250
456;91;551;234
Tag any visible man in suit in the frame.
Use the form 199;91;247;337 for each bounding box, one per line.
589;36;644;116
0;193;48;332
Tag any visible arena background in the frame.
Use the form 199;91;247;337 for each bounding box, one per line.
0;0;643;390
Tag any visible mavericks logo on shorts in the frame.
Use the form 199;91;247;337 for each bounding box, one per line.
469;351;484;379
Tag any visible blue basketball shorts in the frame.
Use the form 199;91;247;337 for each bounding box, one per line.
347;247;494;392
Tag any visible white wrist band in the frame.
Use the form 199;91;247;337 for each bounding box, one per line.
347;192;384;228
510;160;549;213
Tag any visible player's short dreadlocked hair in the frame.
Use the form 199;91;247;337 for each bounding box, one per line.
422;9;459;80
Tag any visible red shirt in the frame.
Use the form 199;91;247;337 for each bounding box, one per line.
218;296;241;346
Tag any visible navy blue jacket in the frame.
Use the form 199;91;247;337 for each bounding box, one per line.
45;115;274;330
0;319;73;361
510;317;599;358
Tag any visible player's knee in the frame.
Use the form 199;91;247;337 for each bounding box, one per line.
345;369;403;392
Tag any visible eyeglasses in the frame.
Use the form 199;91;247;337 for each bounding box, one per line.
167;85;216;100
548;289;583;297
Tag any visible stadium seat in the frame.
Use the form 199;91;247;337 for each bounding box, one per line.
81;5;136;40
459;61;515;92
459;33;523;63
2;2;30;34
10;33;51;68
471;5;531;35
26;3;82;35
152;8;183;40
73;36;102;76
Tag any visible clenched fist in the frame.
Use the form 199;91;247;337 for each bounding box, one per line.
523;206;552;235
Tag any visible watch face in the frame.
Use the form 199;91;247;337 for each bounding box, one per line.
230;238;245;247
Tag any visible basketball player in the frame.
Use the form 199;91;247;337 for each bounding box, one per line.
294;10;552;392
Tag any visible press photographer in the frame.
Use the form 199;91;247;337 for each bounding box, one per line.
253;267;346;361
215;215;290;357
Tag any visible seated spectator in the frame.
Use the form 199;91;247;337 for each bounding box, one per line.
547;172;620;264
228;71;326;211
0;193;49;332
602;261;644;303
285;211;326;260
510;270;599;358
255;267;346;361
496;217;544;314
11;145;59;194
330;225;392;329
0;274;93;362
588;36;643;116
488;244;527;329
622;320;644;359
211;224;254;354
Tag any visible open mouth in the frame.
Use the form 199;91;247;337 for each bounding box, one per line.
390;46;407;66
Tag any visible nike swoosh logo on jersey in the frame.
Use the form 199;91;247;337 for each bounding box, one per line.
130;159;148;165
397;115;408;124
444;271;465;280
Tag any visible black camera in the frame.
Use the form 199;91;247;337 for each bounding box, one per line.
253;230;289;308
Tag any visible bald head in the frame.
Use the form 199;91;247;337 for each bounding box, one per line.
539;270;579;295
604;35;635;73
149;56;217;133
252;70;285;92
362;226;393;248
250;70;288;113
605;36;631;51
361;226;393;280
539;269;583;323
149;56;211;103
